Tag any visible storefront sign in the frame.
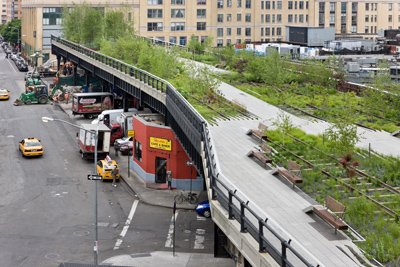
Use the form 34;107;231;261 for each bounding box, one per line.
127;130;135;137
149;137;172;151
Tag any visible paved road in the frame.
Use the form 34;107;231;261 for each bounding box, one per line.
0;51;219;267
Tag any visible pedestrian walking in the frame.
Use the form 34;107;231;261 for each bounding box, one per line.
111;167;117;187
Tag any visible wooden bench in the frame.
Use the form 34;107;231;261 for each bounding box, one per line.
312;196;348;233
277;167;303;188
247;149;272;168
246;122;268;141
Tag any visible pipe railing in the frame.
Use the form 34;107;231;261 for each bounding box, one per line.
51;36;319;267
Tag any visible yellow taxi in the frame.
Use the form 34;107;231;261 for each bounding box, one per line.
19;137;44;157
96;159;120;181
0;89;10;100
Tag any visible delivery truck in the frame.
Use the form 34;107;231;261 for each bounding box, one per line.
77;124;111;160
72;92;113;119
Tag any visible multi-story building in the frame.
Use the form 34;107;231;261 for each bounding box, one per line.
5;0;21;21
1;0;7;24
21;0;400;59
21;0;136;65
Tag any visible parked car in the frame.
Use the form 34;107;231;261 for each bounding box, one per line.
114;136;132;151
119;141;133;155
195;201;211;218
17;62;29;72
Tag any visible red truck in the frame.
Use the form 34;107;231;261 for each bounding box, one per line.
72;92;113;119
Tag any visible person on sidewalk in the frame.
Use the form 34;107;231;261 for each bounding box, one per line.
111;167;117;187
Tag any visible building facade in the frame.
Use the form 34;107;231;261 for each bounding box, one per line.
21;0;400;57
21;0;136;65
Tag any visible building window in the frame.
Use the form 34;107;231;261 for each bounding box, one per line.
352;2;357;12
227;14;232;21
365;3;369;11
218;14;224;22
245;0;251;8
299;1;304;9
43;7;63;26
171;9;185;18
217;0;223;8
266;27;270;35
330;2;335;12
277;14;282;22
217;39;223;47
245;13;251;22
261;27;264;36
169;36;177;44
341;2;346;13
134;141;142;162
227;39;231;44
277;27;281;35
277;1;282;9
197;9;206;18
365;26;368;34
237;13;242;21
227;28;232;36
171;0;184;4
217;28;224;37
272;28;275;36
389;3;393;11
245;27;251;36
389;15;393;23
237;0;242;7
237;27;242;35
179;36;187;45
261;14;264;23
197;22;206;30
365;15;369;22
266;1;270;9
266;14;270;23
171;22;185;31
299;14;304;23
261;1;264;9
147;9;163;18
288;1;293;9
288;14;293;23
329;13;335;24
295;1;297;9
147;22;163;31
148;0;163;4
227;0;232;7
351;25;356;33
197;0;206;5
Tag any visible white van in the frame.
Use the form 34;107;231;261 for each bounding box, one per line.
91;108;137;125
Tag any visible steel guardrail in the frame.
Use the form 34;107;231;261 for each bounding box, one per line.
51;36;318;267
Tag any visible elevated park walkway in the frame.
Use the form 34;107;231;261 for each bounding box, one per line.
51;36;398;267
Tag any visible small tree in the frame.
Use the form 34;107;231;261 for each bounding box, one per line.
187;65;221;104
324;121;360;155
272;111;295;143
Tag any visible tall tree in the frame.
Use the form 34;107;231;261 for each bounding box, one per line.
103;10;132;41
62;5;103;48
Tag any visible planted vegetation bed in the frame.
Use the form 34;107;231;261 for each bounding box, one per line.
265;127;400;264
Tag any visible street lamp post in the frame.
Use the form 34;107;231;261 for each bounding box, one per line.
186;161;194;195
41;116;99;265
8;26;20;53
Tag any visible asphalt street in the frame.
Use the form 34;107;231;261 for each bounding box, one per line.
0;50;217;267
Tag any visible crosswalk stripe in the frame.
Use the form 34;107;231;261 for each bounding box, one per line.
165;212;179;248
113;199;139;250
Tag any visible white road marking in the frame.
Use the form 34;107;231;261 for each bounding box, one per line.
6;59;17;73
194;229;205;249
196;215;206;221
113;199;139;250
164;212;179;248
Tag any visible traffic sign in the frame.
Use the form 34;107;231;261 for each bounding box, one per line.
87;174;102;180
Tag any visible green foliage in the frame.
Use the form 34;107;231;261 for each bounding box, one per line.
324;122;360;155
104;10;132;41
62;4;104;48
0;19;21;45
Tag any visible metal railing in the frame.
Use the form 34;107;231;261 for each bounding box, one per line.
51;36;318;267
51;36;168;93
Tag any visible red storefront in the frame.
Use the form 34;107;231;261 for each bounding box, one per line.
131;114;202;190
